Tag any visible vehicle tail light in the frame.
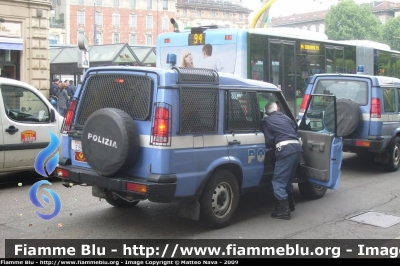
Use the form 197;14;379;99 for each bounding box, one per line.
355;141;370;147
371;97;381;118
126;182;147;193
61;99;77;133
299;94;311;113
152;107;170;144
55;167;69;178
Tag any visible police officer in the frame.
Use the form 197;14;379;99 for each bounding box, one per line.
260;102;303;220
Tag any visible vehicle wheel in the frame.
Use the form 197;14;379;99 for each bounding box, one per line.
298;181;327;200
324;99;361;137
105;197;140;208
199;169;240;229
82;108;140;176
386;136;400;172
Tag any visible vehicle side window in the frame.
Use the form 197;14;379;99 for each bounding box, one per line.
383;88;395;113
398;88;400;112
179;87;219;134
1;85;50;123
257;91;290;117
225;91;260;132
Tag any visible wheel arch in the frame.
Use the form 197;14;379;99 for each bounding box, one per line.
195;163;243;198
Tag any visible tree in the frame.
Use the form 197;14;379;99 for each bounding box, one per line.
324;0;382;41
382;16;400;51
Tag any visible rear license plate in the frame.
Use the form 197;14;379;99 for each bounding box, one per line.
71;140;82;151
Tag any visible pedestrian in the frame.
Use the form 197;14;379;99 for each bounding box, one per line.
57;82;69;117
67;80;77;99
260;101;303;220
49;78;59;109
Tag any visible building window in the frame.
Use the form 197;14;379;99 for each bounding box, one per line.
96;32;103;45
95;12;103;25
163;0;168;10
162;17;168;30
197;10;201;17
146;34;153;45
49;34;59;44
78;11;85;25
78;0;84;5
114;0;119;7
211;11;215;18
96;0;102;5
130;0;136;8
113;14;120;27
147;0;152;9
146;15;153;29
239;13;242;20
183;9;187;16
129;34;137;45
182;22;187;28
78;31;84;36
113;33;120;44
129;14;137;28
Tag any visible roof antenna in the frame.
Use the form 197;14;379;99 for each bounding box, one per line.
170;18;180;33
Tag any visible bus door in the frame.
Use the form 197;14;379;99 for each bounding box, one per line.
268;41;297;116
326;45;344;73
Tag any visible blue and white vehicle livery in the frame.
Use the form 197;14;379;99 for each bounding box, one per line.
298;71;400;171
56;62;343;228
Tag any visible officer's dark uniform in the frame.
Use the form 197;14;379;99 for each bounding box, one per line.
261;110;303;220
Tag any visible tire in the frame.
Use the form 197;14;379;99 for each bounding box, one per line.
199;170;240;229
82;108;140;176
298;181;327;200
324;99;361;137
386;136;400;172
105;197;140;208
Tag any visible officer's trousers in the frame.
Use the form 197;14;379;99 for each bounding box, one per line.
272;151;302;201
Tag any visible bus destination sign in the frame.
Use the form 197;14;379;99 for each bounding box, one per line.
300;43;320;51
188;33;206;46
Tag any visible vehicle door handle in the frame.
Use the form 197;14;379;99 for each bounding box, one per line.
307;141;325;152
228;140;241;145
6;126;18;135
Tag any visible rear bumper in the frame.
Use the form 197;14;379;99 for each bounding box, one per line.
342;137;385;153
56;165;177;203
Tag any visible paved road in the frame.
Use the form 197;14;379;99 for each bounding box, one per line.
1;152;400;257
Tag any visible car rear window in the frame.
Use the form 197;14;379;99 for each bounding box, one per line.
315;79;368;105
74;73;153;128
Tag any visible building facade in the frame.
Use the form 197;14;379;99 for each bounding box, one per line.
0;0;52;93
50;0;178;46
49;0;253;46
175;0;252;29
270;1;400;33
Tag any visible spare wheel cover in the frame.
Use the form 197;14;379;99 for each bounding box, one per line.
324;99;361;137
82;108;140;176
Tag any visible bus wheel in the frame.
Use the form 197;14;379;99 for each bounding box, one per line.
199;169;239;229
386;137;400;172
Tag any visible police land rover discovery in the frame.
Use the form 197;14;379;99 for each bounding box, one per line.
55;57;342;228
298;70;400;172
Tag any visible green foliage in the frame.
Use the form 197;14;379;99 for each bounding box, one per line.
382;17;400;51
325;0;382;41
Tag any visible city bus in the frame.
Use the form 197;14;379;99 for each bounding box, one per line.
156;26;400;116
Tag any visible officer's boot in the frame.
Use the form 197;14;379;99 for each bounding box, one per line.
271;200;291;220
288;193;295;212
